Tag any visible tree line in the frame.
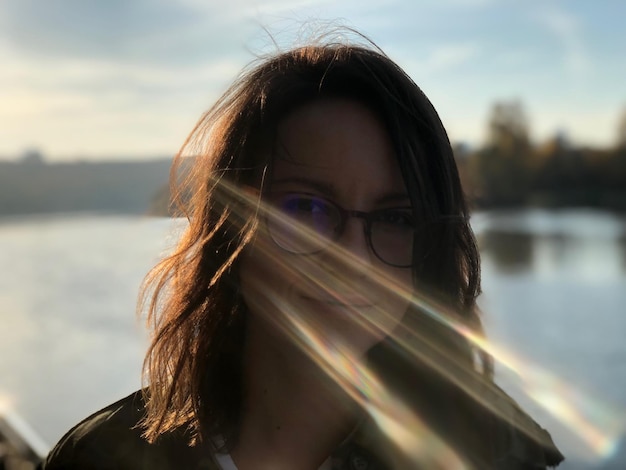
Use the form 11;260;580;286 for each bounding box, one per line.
0;156;171;216
455;102;626;211
2;103;625;217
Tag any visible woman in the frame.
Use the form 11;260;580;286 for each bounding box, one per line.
41;36;564;469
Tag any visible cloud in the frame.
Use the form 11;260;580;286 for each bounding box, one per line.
532;5;590;75
0;0;251;65
0;0;621;158
439;0;494;6
426;44;480;72
401;43;481;78
2;54;243;108
0;36;245;158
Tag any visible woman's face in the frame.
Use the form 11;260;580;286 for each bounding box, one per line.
239;98;414;358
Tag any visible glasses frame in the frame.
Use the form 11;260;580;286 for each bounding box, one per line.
264;192;421;268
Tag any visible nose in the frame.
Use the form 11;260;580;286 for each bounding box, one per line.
327;216;373;271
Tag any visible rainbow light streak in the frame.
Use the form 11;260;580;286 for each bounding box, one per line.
0;393;13;414
278;304;469;469
218;180;625;460
400;290;625;458
466;328;624;457
237;239;468;468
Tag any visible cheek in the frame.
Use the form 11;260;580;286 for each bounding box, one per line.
376;267;413;330
238;239;299;320
238;247;279;314
238;235;414;356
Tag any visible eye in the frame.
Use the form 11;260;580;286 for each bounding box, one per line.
374;210;415;229
282;195;329;216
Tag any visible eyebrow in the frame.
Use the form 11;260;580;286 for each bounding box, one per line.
270;177;411;206
375;192;412;206
270;177;337;196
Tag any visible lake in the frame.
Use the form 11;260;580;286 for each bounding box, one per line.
0;210;624;469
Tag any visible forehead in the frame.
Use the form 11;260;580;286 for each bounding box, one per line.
271;99;407;202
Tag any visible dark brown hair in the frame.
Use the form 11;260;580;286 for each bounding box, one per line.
139;37;485;454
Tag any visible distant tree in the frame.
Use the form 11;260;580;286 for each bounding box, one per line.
20;148;45;165
532;130;590;206
538;130;570;156
464;102;626;211
617;106;626;149
487;100;531;152
452;142;475;200
606;106;626;208
469;100;533;206
534;130;563;176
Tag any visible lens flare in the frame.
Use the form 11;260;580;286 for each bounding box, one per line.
256;290;470;469
0;393;49;458
213;179;624;464
0;393;13;414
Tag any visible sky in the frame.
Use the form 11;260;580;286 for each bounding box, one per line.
0;0;624;162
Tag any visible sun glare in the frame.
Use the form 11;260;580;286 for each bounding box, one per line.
213;180;624;464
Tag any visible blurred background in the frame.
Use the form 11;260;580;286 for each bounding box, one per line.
1;1;625;469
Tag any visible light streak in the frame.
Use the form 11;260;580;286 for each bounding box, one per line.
213;179;625;463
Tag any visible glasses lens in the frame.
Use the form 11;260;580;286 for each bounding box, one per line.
268;194;339;254
370;210;415;267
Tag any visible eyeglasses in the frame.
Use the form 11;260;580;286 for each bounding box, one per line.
265;192;419;268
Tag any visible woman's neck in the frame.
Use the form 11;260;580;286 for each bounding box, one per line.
232;316;360;470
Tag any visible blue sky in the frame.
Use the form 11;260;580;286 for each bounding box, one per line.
1;0;624;161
